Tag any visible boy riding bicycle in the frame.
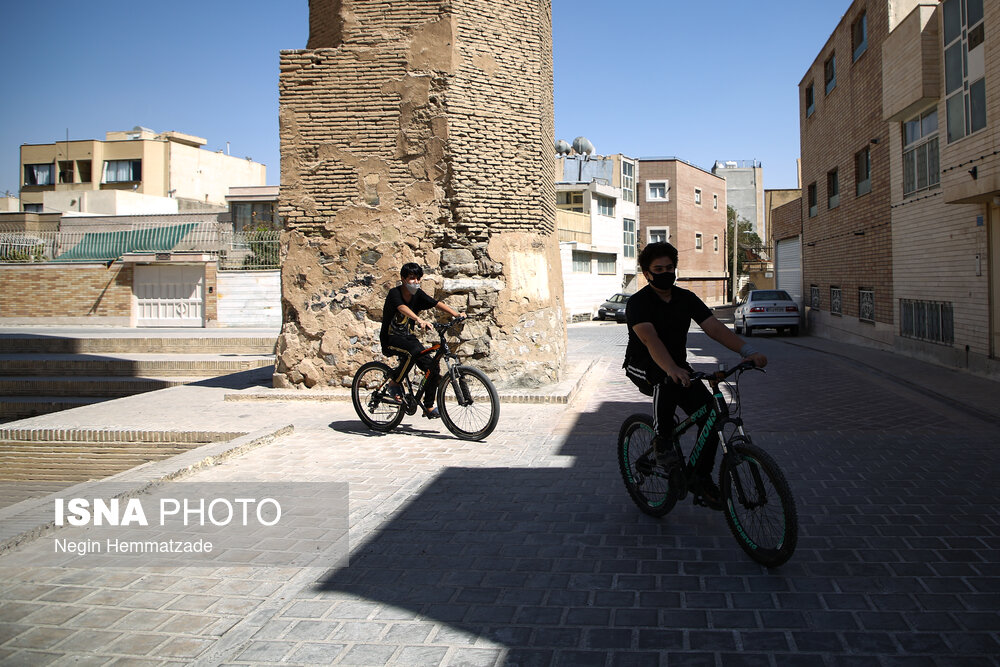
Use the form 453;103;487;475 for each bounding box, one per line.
624;242;767;510
380;262;462;419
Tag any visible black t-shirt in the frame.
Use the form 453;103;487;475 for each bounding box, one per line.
625;285;713;372
380;285;438;342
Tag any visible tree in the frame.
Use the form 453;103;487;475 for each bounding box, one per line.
726;206;763;301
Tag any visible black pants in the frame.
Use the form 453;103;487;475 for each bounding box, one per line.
384;333;438;408
625;363;719;477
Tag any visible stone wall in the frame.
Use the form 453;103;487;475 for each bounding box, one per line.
275;0;566;390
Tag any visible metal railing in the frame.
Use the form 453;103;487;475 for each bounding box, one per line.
0;224;280;270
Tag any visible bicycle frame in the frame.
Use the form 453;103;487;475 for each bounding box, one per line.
395;319;468;410
671;371;749;471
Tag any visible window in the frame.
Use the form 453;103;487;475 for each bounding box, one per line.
23;203;43;213
855;146;871;196
233;202;280;232
805;83;815;117
103;159;142;183
807;183;817;217
623;218;636;258
648;228;668;244
903;108;940;196
597;253;616;275
830;286;842;316
572;250;591;273
852;11;868;61
646;180;668;201
77;160;92;183
621;161;635;203
827;169;839;209
23;163;54;186
859;288;875;323
713;194;718;210
596;195;615;217
713;235;719;252
810;285;821;310
694;188;702;205
900;299;954;344
557;191;584;213
59;161;74;184
695;233;703;250
824;52;836;94
943;0;986;143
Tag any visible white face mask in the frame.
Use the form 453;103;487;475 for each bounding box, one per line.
404;282;419;295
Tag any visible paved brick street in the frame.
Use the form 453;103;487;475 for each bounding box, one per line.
1;323;999;665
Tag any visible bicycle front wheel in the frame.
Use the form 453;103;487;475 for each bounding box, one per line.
618;414;677;517
437;365;499;441
351;361;404;432
720;438;798;567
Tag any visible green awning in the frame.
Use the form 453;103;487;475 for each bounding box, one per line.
52;224;197;262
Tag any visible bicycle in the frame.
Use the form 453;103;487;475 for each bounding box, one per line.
351;317;500;441
617;361;798;567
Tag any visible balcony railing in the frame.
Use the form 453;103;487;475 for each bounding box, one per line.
0;223;280;270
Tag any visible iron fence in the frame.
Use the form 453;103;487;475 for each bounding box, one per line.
0;224;280;270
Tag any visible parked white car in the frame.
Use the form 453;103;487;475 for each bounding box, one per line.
734;289;800;336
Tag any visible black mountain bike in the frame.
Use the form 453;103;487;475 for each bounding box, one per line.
617;361;798;567
351;317;500;441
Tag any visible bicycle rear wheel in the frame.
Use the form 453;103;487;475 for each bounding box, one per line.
617;414;677;517
351;361;404;432
720;438;798;567
437;365;499;441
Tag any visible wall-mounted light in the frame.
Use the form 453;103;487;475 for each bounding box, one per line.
854;230;866;236
870;137;879;144
969;166;978;179
806;242;816;247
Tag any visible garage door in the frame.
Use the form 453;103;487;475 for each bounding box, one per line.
134;264;205;327
775;238;802;304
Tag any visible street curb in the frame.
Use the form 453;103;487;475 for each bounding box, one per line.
0;424;293;557
223;358;600;406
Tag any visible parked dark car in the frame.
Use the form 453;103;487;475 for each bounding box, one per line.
734;289;800;336
597;293;630;322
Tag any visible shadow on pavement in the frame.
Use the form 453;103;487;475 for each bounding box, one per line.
311;390;1000;663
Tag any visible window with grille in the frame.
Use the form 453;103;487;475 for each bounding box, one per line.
900;299;954;344
810;286;820;310
859;288;875;323
831;287;842;316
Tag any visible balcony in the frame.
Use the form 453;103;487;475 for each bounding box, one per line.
882;4;940;123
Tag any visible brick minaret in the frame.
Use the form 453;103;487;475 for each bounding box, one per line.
275;0;566;389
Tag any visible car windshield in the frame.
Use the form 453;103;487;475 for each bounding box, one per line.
751;291;792;301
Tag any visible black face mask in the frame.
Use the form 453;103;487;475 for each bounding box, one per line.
650;272;676;290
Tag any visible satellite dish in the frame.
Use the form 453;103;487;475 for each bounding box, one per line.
572;136;594;156
555;139;572;155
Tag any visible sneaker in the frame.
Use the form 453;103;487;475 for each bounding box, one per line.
422;406;440;419
692;475;723;511
651;435;679;467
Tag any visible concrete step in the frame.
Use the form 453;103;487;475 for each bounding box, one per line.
0;353;275;377
0;334;276;355
0;440;205;483
0;376;193;397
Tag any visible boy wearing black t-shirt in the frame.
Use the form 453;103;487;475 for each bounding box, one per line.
380;262;461;418
624;242;767;509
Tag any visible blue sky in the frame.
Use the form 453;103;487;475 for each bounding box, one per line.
1;1;850;198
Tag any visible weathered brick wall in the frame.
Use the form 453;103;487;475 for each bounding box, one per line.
800;0;893;335
0;264;133;321
276;0;565;389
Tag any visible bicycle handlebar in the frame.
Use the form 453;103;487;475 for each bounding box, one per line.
432;316;467;336
689;360;762;383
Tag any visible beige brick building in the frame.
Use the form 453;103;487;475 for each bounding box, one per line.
637;158;728;306
802;0;999;377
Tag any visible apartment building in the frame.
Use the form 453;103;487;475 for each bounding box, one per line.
555;153;639;319
637;157;728;306
19;127;265;214
802;0;998;377
713;160;765;239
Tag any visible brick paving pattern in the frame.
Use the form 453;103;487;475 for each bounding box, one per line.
0;323;998;665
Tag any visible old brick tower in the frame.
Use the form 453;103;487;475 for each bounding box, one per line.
274;0;566;390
